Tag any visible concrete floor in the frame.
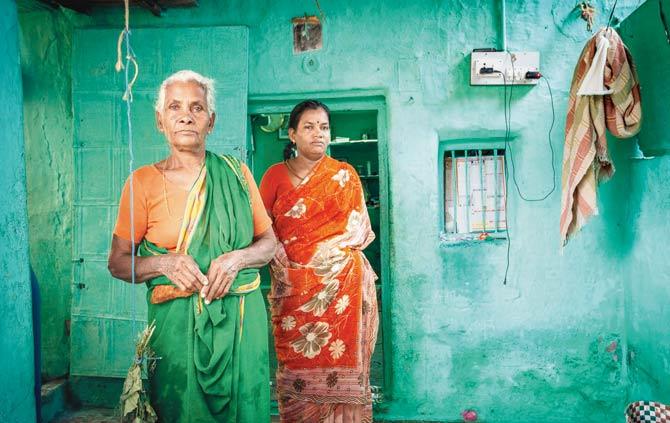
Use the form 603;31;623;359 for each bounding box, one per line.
51;408;117;423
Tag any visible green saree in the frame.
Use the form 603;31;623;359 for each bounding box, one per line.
138;152;270;423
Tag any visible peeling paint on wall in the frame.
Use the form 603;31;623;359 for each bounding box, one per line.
0;2;36;422
19;9;75;379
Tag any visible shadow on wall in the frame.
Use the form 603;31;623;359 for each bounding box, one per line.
598;136;640;259
31;266;41;420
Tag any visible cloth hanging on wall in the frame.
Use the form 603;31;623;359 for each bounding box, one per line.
560;27;642;246
577;33;613;96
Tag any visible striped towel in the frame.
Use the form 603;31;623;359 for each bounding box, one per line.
560;28;642;246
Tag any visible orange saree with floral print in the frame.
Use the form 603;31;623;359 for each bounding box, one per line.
264;156;378;423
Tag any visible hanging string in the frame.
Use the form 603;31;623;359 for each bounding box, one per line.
314;0;326;21
115;0;138;338
606;0;619;31
114;4;161;421
115;0;139;102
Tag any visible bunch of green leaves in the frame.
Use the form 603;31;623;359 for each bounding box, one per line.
120;320;158;423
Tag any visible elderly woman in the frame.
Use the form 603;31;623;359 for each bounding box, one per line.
260;100;378;423
108;70;276;422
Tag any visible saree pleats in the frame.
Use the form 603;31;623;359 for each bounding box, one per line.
139;151;270;423
268;156;378;422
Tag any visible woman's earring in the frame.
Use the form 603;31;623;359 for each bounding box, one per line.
290;139;298;157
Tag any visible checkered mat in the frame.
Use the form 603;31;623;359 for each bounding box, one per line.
626;401;670;423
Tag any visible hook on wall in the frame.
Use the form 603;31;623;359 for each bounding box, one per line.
578;2;596;32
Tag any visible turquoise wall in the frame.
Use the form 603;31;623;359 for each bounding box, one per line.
620;0;670;405
18;0;668;421
19;8;75;380
625;157;670;403
620;0;670;157
0;1;37;422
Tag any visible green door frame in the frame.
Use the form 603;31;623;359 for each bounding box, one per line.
248;89;393;397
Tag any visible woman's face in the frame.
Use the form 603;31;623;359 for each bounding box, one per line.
289;108;330;160
156;80;215;153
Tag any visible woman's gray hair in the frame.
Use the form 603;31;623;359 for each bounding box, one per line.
154;70;216;113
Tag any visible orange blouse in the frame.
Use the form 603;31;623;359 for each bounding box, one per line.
259;162;295;216
114;162;272;250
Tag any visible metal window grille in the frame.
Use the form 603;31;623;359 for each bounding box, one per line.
444;148;507;242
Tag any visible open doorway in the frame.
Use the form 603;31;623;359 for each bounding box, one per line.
247;93;390;406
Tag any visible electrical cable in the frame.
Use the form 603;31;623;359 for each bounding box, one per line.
508;77;557;202
502;69;512;285
495;56;557;284
494;68;512;285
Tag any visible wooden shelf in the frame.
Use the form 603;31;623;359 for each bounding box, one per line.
331;139;378;145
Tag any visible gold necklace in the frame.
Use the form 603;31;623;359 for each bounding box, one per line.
284;159;313;184
160;161;205;220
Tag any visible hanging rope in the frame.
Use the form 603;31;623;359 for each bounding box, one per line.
114;2;158;421
115;0;138;339
115;0;139;102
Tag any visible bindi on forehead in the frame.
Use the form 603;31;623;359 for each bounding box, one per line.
301;115;329;124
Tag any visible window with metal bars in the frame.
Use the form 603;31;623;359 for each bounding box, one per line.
443;148;507;242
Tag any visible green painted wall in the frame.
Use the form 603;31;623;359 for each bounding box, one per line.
18;0;669;421
623;157;670;404
0;1;37;422
620;0;670;157
620;0;670;404
19;8;75;380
